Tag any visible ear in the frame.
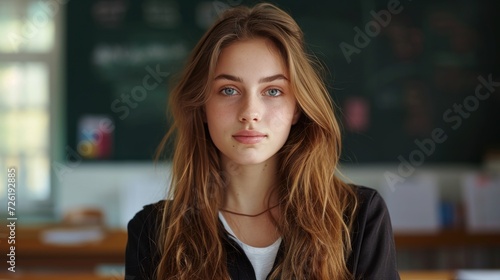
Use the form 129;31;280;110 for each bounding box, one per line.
292;107;301;125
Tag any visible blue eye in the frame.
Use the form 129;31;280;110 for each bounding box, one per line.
266;88;282;97
221;87;238;96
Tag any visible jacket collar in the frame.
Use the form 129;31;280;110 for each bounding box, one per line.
219;223;284;280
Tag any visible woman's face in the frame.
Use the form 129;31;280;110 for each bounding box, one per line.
205;37;300;166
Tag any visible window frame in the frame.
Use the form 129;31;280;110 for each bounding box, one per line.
0;0;65;219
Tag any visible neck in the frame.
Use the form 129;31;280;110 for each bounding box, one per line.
221;155;280;214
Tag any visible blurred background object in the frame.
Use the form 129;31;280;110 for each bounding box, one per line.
0;0;499;279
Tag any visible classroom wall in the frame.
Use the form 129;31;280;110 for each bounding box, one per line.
57;163;171;228
56;161;498;228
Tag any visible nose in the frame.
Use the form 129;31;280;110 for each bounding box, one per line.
238;94;261;123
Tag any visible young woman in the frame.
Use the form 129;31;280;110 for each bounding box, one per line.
126;3;399;280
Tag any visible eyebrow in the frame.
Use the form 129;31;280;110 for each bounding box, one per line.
213;74;288;83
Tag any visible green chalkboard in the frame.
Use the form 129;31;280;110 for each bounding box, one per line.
66;0;500;163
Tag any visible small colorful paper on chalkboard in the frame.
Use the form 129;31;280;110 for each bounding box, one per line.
77;115;114;159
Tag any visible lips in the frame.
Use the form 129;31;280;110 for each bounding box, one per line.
232;130;267;144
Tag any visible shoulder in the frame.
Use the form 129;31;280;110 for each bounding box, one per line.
353;185;383;204
126;200;170;249
129;200;166;225
348;185;400;279
125;200;167;280
355;185;387;208
349;185;393;240
127;200;166;236
351;185;390;225
126;199;167;249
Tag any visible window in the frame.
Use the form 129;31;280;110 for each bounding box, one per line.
0;0;63;215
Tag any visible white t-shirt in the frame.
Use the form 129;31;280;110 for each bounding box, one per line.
219;212;282;280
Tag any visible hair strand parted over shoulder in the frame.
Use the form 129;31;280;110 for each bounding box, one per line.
155;3;358;280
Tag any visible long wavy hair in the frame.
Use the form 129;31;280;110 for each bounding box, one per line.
155;3;358;279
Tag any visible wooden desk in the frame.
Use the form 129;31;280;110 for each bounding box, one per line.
2;227;127;271
4;226;499;274
0;271;455;280
0;273;119;280
400;271;455;280
0;271;456;280
395;229;500;248
0;224;468;280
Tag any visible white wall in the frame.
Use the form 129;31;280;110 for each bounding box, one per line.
338;164;482;201
57;163;171;228
57;161;499;229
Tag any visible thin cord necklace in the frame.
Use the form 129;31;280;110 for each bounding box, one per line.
220;203;280;218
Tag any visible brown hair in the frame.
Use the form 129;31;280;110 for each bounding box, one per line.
155;3;358;279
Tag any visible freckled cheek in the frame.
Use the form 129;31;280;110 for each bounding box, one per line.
205;107;222;136
207;103;233;122
269;108;295;131
209;105;237;137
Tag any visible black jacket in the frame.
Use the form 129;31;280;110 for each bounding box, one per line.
125;186;400;279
